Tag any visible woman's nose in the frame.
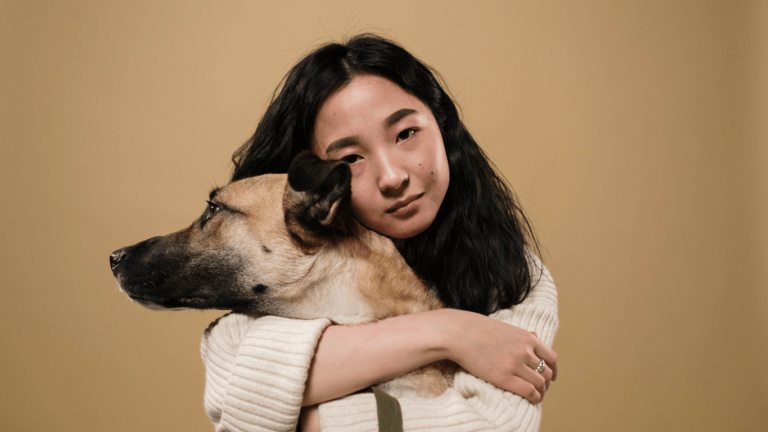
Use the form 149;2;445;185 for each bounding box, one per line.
376;153;409;195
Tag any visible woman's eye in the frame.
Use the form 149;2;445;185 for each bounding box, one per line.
342;154;362;164
397;128;416;142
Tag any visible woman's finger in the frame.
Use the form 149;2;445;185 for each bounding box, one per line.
533;342;558;381
517;360;547;398
535;362;553;390
544;364;554;388
528;357;552;392
504;375;543;404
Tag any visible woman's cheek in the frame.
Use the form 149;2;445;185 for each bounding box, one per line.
349;178;374;222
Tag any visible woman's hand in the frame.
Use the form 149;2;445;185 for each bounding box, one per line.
436;309;558;404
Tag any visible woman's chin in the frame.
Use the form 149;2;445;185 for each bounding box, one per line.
365;216;433;239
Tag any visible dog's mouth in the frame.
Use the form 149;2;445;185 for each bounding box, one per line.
127;295;181;311
127;293;214;310
126;291;256;311
128;294;190;310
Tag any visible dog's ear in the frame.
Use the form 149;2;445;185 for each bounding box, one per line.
284;151;352;243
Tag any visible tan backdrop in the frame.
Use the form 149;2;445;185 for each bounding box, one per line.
2;1;766;431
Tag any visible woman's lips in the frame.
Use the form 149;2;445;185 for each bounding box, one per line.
386;193;424;215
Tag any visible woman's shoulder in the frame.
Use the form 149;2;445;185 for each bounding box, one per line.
521;254;558;311
489;255;559;346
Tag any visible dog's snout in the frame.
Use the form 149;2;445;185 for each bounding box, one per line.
110;248;127;270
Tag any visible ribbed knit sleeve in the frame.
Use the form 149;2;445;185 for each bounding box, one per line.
200;313;332;431
319;263;558;432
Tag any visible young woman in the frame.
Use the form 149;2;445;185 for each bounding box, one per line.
200;34;558;431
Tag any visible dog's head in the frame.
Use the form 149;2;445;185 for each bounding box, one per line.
109;151;357;312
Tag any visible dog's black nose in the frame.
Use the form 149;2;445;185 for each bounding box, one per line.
110;248;127;270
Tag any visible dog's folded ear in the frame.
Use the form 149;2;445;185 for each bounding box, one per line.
284;151;352;244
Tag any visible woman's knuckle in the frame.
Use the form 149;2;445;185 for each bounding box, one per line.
528;387;539;401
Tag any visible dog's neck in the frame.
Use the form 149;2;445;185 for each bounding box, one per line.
280;224;443;324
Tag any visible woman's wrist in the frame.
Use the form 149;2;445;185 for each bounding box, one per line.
424;308;466;364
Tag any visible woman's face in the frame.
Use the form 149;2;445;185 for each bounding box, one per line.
312;74;450;239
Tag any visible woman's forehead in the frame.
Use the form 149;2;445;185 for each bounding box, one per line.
322;75;423;116
314;75;429;142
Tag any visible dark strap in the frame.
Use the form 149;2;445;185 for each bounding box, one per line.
372;387;403;432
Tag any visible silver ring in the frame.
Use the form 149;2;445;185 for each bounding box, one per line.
535;359;545;373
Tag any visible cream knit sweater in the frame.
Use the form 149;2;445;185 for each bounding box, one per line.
200;264;558;432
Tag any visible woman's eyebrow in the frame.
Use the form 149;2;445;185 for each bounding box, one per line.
325;136;358;155
383;108;417;129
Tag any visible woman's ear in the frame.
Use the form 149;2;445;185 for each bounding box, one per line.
284;151;352;243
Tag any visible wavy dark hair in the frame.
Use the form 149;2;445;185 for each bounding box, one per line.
231;34;541;315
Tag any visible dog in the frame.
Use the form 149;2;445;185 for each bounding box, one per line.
109;151;454;397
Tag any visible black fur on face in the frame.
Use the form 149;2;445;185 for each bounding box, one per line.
111;228;259;311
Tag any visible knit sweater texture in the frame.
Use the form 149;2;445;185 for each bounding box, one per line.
200;263;558;431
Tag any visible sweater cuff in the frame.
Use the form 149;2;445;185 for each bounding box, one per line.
319;392;379;432
202;313;331;431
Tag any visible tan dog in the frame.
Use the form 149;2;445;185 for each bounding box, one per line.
110;151;452;397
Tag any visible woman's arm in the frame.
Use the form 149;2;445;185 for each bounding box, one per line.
303;310;450;406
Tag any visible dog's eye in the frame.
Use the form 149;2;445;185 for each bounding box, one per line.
204;201;220;222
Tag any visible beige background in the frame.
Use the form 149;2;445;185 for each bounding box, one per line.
2;1;766;431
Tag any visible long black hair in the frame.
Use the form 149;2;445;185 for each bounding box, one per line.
232;34;541;315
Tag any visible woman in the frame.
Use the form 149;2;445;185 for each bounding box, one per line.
200;34;558;431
